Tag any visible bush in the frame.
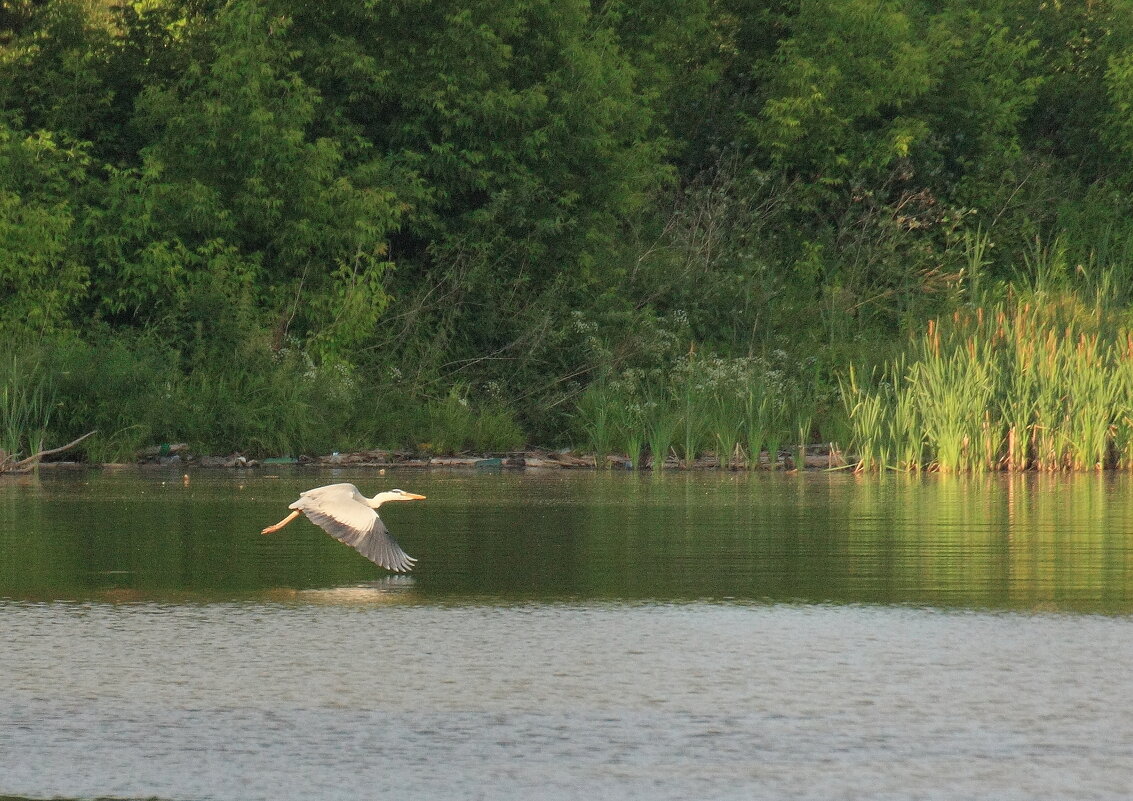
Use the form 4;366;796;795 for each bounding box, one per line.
51;332;181;462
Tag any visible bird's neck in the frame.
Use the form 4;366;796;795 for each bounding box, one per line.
369;492;394;507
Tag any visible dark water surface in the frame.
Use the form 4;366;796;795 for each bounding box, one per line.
2;469;1133;800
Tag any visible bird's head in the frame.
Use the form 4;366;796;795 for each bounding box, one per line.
370;488;427;507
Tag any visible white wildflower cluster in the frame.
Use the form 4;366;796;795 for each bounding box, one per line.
273;336;317;380
609;369;650;426
482;380;506;403
271;335;302;364
670;353;758;399
321;361;355;402
638;310;690;365
570;310;599;335
761;348;814;400
608;367;646;398
273;335;357;400
571;310;612;363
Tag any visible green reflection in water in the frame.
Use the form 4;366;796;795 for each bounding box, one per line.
1;468;1132;612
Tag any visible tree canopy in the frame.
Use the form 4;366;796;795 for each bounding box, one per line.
4;0;1133;455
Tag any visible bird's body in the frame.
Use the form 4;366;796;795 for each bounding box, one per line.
261;483;425;572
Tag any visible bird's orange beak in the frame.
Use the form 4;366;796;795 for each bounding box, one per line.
404;493;426;501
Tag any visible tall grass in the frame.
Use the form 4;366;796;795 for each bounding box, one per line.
576;381;615;468
420;386;526;455
841;365;891;471
0;351;54;466
645;391;678;469
910;319;997;472
741;385;772;469
675;373;707;467
842;295;1133;471
614;400;646;470
574;352;815;470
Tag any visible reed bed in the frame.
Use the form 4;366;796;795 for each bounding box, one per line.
575;353;813;470
842;298;1133;471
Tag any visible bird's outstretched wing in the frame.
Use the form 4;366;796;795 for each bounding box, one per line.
290;486;417;572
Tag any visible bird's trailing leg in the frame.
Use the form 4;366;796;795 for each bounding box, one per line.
261;510;300;535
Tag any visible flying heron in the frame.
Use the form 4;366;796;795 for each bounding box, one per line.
261;484;425;572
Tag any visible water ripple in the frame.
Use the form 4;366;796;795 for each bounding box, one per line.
2;601;1132;800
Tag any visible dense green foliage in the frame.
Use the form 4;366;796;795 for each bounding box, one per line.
5;0;1133;462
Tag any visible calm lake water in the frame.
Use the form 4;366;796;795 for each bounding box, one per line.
2;468;1133;800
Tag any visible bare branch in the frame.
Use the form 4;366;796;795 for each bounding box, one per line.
3;431;98;472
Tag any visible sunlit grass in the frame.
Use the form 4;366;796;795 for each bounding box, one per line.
842;294;1133;472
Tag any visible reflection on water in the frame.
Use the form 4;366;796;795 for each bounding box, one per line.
262;577;417;605
2;469;1133;611
3;470;1133;800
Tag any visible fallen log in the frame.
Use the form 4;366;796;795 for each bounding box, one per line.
0;431;98;473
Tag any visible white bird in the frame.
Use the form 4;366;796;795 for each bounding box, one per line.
260;484;425;572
